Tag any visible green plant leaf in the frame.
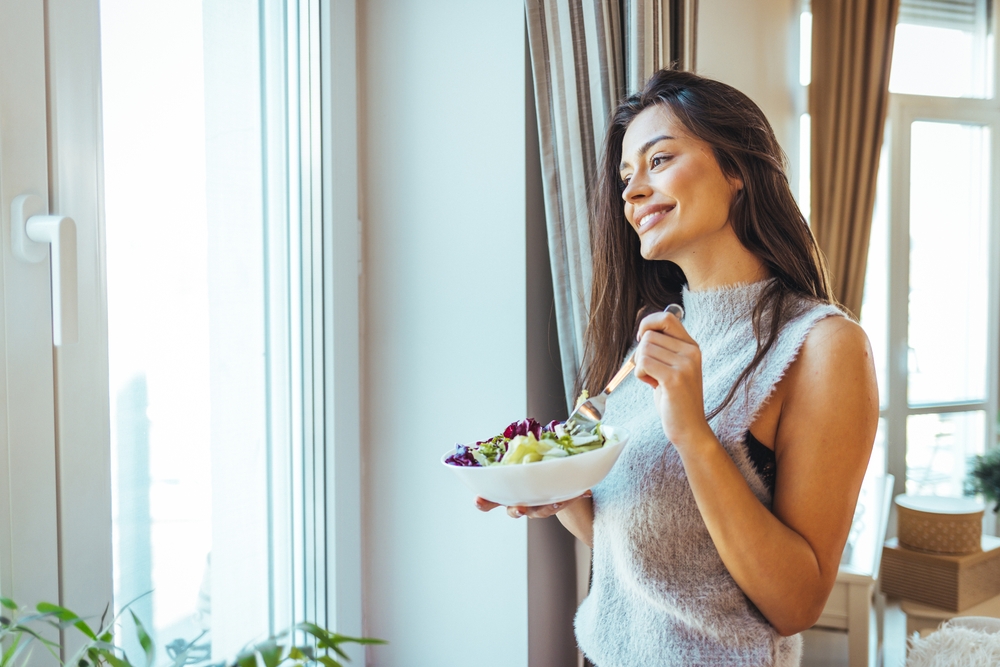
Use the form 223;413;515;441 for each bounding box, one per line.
96;648;132;667
331;636;386;646
129;611;155;667
5;634;47;667
1;633;21;666
254;638;283;667
6;622;59;647
36;602;97;640
235;649;257;667
296;622;349;658
316;656;343;667
0;598;16;611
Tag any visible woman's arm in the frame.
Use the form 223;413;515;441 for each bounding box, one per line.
634;312;877;636
475;493;595;547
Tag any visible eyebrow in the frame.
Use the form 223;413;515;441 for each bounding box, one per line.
619;134;676;172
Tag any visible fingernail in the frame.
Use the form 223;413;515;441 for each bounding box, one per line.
551;503;562;511
513;509;523;518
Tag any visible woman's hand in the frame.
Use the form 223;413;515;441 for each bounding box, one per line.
634;310;713;447
475;491;595;547
474;490;592;519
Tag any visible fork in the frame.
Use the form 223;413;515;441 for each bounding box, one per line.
564;303;685;434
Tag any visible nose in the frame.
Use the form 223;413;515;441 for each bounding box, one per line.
621;169;650;203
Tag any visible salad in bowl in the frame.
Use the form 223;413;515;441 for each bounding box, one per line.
442;415;628;507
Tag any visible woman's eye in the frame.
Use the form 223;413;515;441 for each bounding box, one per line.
651;154;673;168
620;176;631;188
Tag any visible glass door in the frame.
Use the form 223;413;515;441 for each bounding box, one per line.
857;0;1000;509
99;1;301;662
0;0;362;663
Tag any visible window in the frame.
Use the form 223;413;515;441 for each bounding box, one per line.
862;0;1000;502
0;0;361;663
800;0;1000;502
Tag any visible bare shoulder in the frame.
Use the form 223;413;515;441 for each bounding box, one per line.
777;313;878;454
785;315;874;390
752;315;874;447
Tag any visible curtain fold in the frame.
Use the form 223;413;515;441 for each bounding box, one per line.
810;0;901;318
526;0;696;410
525;0;621;410
623;0;697;93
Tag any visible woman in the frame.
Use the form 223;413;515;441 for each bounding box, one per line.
478;69;878;666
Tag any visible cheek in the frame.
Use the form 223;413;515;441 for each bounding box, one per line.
690;174;734;221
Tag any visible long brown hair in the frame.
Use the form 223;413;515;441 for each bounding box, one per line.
580;69;835;419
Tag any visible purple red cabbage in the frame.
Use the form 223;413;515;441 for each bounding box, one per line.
503;418;544;440
447;418;563;467
445;444;478;467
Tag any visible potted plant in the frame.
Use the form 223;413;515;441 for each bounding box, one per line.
966;446;1000;513
0;596;384;667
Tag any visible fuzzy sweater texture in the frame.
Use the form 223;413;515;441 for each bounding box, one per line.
574;280;844;667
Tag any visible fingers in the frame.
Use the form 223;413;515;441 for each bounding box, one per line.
633;352;679;388
475;496;500;512
636;310;695;345
500;490;592;519
633;329;701;390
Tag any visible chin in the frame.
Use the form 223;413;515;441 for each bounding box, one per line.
639;238;675;262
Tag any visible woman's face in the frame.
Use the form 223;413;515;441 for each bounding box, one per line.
619;105;742;263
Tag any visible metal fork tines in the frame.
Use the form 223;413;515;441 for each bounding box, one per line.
565;303;684;434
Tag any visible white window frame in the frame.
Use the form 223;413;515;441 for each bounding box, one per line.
881;92;1000;508
878;3;1000;508
0;0;362;660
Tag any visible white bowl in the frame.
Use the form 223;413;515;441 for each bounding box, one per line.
442;425;629;506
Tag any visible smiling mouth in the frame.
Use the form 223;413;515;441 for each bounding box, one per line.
637;205;675;230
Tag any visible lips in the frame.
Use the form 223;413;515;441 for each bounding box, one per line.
635;204;675;230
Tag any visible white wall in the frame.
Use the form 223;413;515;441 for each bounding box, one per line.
359;1;529;665
697;0;803;182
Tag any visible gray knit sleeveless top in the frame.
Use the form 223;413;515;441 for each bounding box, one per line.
574;280;843;667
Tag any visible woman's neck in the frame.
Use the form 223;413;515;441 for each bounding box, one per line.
671;223;769;291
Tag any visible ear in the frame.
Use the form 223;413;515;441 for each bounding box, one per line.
730;174;744;192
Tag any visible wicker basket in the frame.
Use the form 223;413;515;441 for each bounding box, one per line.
896;495;984;555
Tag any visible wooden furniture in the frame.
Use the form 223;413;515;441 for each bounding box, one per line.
882;535;1000;610
901;593;1000;638
813;474;895;667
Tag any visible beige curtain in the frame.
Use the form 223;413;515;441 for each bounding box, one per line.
525;0;622;411
623;0;697;93
526;0;697;410
810;0;900;318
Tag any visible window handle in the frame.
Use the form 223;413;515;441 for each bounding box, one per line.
11;193;78;345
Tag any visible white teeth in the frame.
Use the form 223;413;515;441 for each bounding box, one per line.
638;208;670;228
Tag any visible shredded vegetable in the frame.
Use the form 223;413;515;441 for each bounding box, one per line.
445;414;614;468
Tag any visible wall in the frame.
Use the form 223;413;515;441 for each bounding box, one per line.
696;0;803;183
359;1;530;665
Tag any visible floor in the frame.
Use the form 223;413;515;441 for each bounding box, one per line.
801;598;909;667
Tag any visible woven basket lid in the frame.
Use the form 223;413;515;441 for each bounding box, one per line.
896;495;985;515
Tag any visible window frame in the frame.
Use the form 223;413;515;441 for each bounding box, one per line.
0;0;362;661
880;90;1000;508
873;0;1000;509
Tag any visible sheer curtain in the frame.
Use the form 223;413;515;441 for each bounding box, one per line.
525;0;697;410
